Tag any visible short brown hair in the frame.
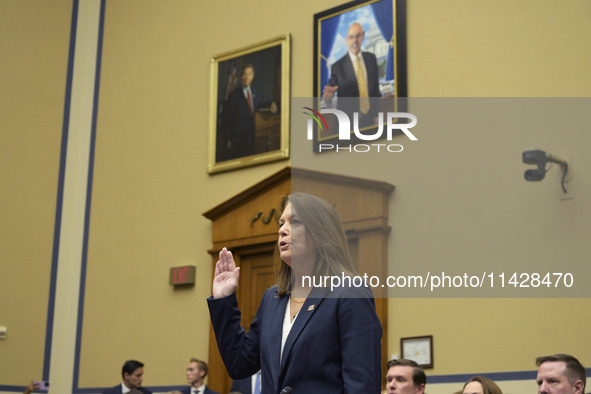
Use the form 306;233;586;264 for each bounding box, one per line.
241;64;254;74
462;376;503;394
387;359;427;387
536;354;586;392
190;358;208;378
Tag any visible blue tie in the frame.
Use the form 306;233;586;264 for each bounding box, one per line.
254;371;261;394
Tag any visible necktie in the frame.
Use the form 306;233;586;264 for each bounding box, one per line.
246;89;253;113
354;55;370;114
254;371;261;394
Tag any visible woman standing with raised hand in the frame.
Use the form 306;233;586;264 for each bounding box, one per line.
208;192;382;394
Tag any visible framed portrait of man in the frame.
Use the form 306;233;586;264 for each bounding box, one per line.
313;0;407;150
208;35;290;174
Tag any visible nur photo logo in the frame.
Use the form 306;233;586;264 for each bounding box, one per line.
303;107;418;152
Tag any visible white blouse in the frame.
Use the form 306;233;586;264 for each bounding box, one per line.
280;298;298;362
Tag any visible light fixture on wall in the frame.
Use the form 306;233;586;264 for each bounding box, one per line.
522;149;569;193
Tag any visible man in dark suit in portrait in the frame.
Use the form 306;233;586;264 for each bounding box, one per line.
179;358;219;394
221;64;257;161
220;65;278;162
102;360;152;394
323;22;381;127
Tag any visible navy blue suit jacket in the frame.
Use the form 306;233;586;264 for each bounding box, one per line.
101;385;152;394
178;386;219;394
208;286;382;394
230;376;252;394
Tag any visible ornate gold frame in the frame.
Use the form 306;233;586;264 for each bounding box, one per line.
208;35;291;174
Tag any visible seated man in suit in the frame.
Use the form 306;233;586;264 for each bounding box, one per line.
230;371;261;394
102;360;152;394
180;358;219;394
385;358;426;394
536;353;586;394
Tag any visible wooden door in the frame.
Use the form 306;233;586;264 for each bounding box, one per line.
238;245;277;328
207;244;277;394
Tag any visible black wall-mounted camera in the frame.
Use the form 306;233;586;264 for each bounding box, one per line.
522;149;569;193
522;149;548;181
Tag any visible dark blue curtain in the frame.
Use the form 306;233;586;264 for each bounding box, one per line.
371;0;394;80
320;15;341;94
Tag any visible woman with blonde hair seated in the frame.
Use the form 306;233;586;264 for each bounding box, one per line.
463;376;502;394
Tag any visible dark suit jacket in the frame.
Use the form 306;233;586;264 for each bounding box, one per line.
178;386;219;394
327;51;381;99
208;286;382;394
220;86;257;160
327;52;381;126
230;376;252;394
101;384;152;394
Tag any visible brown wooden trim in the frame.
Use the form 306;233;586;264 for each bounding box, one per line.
203;167;290;220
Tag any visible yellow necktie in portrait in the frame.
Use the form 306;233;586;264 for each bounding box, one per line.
354;55;370;114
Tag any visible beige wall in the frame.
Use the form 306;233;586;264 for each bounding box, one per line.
408;0;591;96
0;0;72;386
1;0;590;393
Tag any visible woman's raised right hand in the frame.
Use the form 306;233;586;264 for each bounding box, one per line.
212;247;240;299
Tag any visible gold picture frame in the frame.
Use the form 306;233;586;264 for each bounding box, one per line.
208;35;291;174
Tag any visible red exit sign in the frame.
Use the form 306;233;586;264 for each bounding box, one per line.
169;265;196;286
